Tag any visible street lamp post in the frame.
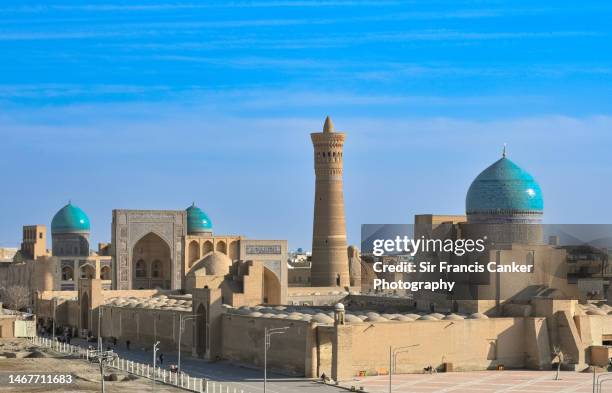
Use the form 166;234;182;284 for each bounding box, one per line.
389;344;420;393
97;306;104;352
178;314;200;374
153;341;160;392
388;346;391;393
91;349;116;393
264;327;289;393
154;313;157;343
52;298;57;344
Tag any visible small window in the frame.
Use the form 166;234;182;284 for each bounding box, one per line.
100;266;111;280
61;266;74;281
80;265;95;279
135;259;147;278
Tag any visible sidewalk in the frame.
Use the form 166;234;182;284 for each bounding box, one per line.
65;336;334;393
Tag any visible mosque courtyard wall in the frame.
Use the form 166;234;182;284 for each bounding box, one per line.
99;305;196;353
221;314;316;377
340;317;528;376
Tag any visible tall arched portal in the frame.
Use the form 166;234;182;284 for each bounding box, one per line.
196;304;208;358
263;267;282;304
132;232;171;289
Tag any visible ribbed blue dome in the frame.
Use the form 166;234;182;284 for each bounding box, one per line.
186;203;213;234
51;203;91;233
466;157;543;215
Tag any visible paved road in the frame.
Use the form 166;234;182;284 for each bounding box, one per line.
64;337;341;393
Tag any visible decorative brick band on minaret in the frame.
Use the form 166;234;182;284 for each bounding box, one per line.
310;116;350;287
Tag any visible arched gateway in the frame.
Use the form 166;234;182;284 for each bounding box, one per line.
132;232;172;289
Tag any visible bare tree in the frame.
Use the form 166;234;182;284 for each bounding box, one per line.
0;285;31;311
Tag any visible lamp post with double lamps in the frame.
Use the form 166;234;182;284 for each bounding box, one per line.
178;314;200;374
153;341;160;392
389;344;420;393
264;327;289;393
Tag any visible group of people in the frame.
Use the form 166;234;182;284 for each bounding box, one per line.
39;323;177;372
38;323;73;344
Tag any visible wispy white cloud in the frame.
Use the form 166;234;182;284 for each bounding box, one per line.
0;84;547;107
0;26;598;43
0;84;184;98
0;8;525;30
0;1;405;14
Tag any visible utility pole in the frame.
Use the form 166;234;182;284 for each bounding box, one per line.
264;327;289;393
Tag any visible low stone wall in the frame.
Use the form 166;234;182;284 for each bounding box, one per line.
323;317;533;379
99;305;195;352
221;314;316;376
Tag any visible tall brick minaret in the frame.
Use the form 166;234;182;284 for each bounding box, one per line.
310;116;349;287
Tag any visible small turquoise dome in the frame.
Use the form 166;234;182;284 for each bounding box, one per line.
466;156;543;216
51;203;91;233
186;203;213;234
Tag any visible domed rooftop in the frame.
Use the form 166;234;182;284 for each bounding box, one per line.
51;203;90;234
186;203;213;234
191;251;231;276
466;154;543;218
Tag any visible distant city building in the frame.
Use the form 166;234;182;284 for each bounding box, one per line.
0;248;18;262
563;244;611;299
288;249;311;286
20;225;46;260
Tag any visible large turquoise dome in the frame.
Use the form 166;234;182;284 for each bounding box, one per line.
186;203;213;234
466;156;543;217
51;203;91;233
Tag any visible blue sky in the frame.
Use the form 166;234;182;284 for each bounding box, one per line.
1;0;611;250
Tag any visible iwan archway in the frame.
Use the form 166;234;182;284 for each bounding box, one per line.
131;232;171;289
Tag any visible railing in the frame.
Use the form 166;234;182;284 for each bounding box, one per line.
30;336;249;393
